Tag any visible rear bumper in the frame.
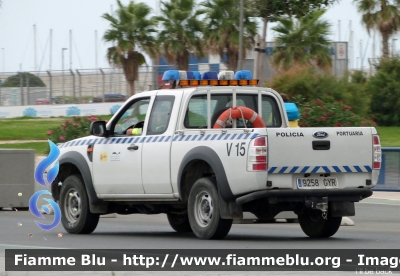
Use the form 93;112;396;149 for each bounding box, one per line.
235;188;373;205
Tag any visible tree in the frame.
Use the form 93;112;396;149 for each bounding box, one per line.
102;0;157;96
368;58;400;125
1;73;46;87
354;0;400;59
155;0;204;71
271;9;332;71
200;0;257;71
247;0;337;83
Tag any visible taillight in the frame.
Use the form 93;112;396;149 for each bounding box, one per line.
373;134;381;169
247;136;267;171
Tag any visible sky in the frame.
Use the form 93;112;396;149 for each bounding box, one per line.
0;0;393;73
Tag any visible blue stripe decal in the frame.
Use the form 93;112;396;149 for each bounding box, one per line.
278;167;288;173
223;134;231;140
159;136;165;142
140;137;146;143
116;138;121;144
75;141;81;146
289;166;299;173
343;166;352;172
365;166;372;172
354;166;362;172
237;134;243;140
198;135;204;141
311;166;320;173
165;136;171;142
122;138;127;143
301;166;310;173
322;166;331;173
332;166;341;172
179;135;186;141
93;139;98;144
70;141;76;146
153;136;159;143
211;134;218;140
192;135;198;141
173;136;179;141
127;138;133;143
217;134;224;140
133;137;140;143
244;133;250;139
204;135;211;141
185;135;192;141
230;134;237;140
111;138;116;144
147;137;152;143
86;139;92;145
268;167;277;174
251;133;259;139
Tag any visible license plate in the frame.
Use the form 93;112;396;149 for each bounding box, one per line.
296;178;339;189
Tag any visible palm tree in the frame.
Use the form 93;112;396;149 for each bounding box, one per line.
102;0;157;96
155;0;204;71
200;0;257;71
272;9;332;71
354;0;400;59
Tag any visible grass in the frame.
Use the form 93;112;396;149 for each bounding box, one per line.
0;118;398;153
375;127;400;147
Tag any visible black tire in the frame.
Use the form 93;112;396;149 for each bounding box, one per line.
188;177;232;239
60;175;100;234
167;212;192;233
298;209;342;238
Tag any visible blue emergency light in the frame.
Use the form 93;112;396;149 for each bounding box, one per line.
234;70;252;80
162;70;180;81
201;71;218;80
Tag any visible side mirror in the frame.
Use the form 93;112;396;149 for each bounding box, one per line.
90;121;109;137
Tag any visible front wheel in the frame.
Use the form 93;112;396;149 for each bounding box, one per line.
59;175;99;234
298;209;342;238
188;177;232;239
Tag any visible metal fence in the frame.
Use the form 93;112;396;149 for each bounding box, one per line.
0;66;158;107
375;148;400;191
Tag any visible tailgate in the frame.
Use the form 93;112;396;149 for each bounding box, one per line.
266;127;376;189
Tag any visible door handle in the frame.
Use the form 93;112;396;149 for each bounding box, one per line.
127;144;139;150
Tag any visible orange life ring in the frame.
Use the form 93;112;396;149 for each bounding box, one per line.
213;106;266;128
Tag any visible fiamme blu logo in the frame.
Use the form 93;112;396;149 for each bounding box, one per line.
29;140;61;230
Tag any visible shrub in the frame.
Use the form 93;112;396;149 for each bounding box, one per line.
295;94;376;127
367;58;400;126
47;116;105;144
266;67;371;117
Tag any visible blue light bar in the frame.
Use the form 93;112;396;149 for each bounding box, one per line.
202;71;218;80
234;70;252;80
193;71;201;80
162;70;180;81
187;71;194;80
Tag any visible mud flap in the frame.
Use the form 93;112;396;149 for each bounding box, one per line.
219;191;243;219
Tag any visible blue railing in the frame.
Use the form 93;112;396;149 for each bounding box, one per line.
374;147;400;191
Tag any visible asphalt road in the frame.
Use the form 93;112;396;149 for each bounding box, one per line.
0;199;399;276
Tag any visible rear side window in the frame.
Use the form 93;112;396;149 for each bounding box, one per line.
184;93;281;128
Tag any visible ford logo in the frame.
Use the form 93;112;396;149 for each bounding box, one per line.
313;131;329;139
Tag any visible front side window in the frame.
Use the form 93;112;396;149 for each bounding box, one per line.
113;98;150;135
147;96;175;135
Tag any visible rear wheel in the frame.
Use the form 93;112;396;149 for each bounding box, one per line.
60;175;99;234
188;177;232;239
298;209;341;238
167;212;192;233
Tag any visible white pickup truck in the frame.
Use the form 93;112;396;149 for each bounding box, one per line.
51;70;381;240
